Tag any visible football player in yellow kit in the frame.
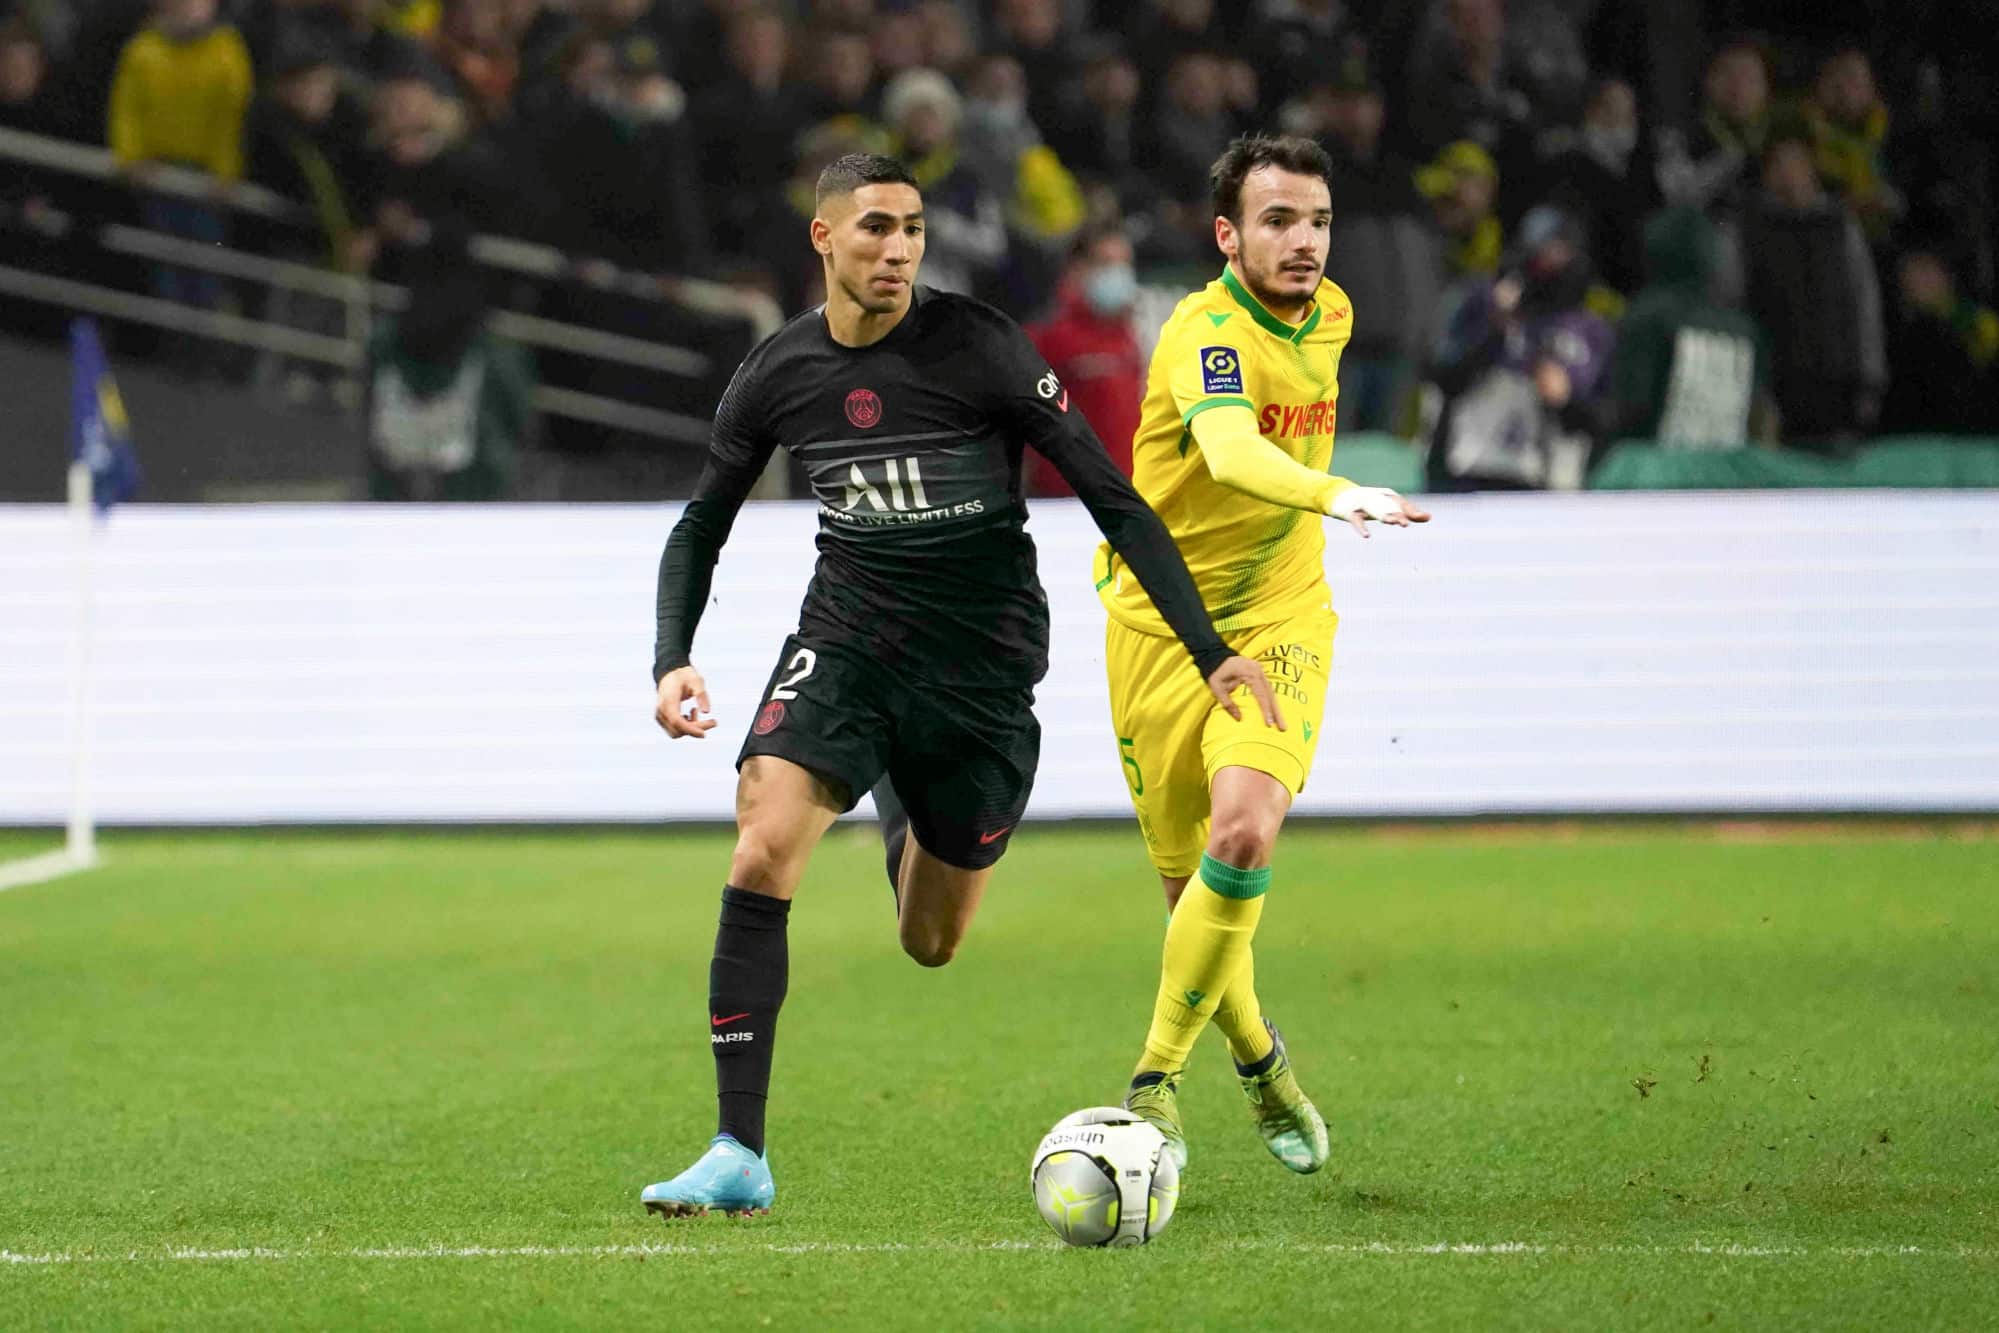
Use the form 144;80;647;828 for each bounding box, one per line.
1098;134;1429;1174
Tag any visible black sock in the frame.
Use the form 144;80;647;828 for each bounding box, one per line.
709;885;790;1156
872;777;909;905
1234;1046;1280;1079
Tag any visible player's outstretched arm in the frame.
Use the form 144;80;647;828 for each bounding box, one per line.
1187;406;1430;537
655;665;717;739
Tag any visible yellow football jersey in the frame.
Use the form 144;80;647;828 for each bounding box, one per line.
1096;267;1353;636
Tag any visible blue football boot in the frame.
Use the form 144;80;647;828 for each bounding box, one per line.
640;1135;775;1217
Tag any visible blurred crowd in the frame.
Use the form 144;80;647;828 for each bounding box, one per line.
0;0;1996;496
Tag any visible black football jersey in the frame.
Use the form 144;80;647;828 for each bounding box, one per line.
656;287;1230;689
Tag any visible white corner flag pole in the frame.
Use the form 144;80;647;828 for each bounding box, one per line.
0;462;100;893
64;457;100;869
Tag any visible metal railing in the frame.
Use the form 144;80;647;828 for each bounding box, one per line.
0;124;786;484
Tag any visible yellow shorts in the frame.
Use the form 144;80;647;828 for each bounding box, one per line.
1105;607;1337;877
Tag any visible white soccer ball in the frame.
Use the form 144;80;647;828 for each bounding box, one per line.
1029;1106;1180;1247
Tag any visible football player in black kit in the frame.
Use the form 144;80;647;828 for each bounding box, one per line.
641;154;1280;1217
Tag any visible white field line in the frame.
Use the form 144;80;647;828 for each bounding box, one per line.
3;1239;1993;1266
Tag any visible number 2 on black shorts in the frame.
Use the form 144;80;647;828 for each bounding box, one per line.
770;648;817;701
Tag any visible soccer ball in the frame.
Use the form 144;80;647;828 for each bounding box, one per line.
1029;1106;1180;1247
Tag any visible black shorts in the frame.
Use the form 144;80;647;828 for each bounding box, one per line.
736;634;1040;870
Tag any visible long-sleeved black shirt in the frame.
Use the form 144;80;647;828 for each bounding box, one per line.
654;287;1232;689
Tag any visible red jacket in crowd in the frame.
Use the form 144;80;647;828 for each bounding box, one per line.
1025;286;1144;496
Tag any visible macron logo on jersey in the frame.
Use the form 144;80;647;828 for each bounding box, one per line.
1199;346;1243;394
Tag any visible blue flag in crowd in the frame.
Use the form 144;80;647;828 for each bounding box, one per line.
69;317;140;513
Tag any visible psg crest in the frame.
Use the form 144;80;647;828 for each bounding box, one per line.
753;700;786;735
844;388;883;429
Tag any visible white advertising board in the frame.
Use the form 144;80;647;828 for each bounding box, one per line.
2;493;1995;823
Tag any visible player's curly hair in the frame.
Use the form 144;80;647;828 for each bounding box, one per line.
815;152;920;207
1209;133;1333;225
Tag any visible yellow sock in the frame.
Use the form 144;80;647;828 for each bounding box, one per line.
1135;853;1268;1076
1212;947;1275;1067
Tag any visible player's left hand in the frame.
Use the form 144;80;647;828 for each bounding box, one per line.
1207;655;1285;731
654;665;716;739
1329;487;1430;539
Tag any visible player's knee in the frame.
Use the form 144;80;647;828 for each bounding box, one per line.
902;939;956;968
1206;811;1277;872
900;925;958;968
728;826;801;894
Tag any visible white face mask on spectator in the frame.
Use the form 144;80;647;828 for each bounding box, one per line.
1083;263;1137;316
968;98;1027;135
1583;122;1637;166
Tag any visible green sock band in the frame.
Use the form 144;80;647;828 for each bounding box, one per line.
1198;852;1270;900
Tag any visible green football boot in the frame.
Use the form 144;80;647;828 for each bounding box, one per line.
1122;1072;1189;1174
1236;1019;1330;1174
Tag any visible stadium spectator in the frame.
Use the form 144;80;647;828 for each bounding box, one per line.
242;30;368;406
106;0;252;187
0;16;73;145
1310;56;1441;434
1024;223;1143;497
880;67;1004;297
1586;0;1706;142
1148;51;1238;207
366;301;533;500
1416;138;1502;287
244;33;365;263
690;6;806;264
914;0;975;78
1127;0;1234;93
349;61;501;286
870;6;927;81
107;0;254;333
1402;0;1544;171
669;0;745;96
801;24;877;124
575;0;671;57
1531;77;1651;297
1607;206;1770;449
1806;46;1902;243
431;0;519;126
536;28;702;273
1657;36;1772;218
1740;134;1886;446
814;0;877;26
1425;206;1616;490
1043;34;1147;212
0;17;78;340
315;0;433;92
991;0;1079;144
959;53;1084;248
1247;0;1348;116
1880;247;1999;435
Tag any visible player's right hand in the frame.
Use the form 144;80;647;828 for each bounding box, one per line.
1329;486;1430;539
1207;654;1285;731
655;666;717;739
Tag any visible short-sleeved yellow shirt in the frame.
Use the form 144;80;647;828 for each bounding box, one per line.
1095;266;1353;636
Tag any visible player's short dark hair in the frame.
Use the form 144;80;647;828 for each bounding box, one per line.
815;153;920;208
1209;133;1333;225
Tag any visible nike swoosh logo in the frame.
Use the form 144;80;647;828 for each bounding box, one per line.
978;827;1012;845
711;1012;750;1027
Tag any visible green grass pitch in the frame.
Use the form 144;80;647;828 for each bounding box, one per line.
2;824;1995;1330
